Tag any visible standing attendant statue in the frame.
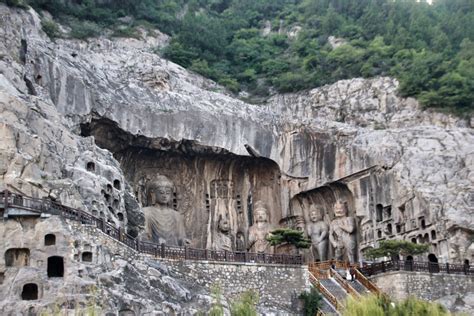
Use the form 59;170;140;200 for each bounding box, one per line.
329;200;357;262
143;175;189;246
306;205;329;261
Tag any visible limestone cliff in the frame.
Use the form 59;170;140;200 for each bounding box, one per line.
0;4;473;312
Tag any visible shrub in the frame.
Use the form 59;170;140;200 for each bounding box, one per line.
41;19;61;39
69;20;101;39
299;288;322;316
1;0;28;9
230;290;259;316
343;295;451;316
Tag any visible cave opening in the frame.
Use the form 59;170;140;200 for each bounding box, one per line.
5;248;30;267
47;256;64;277
44;234;56;246
21;283;38;300
82;252;93;262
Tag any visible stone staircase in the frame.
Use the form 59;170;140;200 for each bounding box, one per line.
308;261;385;315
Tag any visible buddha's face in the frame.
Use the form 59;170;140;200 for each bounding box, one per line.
219;216;231;232
155;185;173;205
310;210;322;222
255;208;268;223
334;201;347;217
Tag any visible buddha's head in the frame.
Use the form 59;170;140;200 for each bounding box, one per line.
309;205;324;222
254;206;268;223
218;214;231;233
334;200;348;218
149;175;174;205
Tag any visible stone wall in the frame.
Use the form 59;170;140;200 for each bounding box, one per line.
0;215;308;314
165;259;310;310
371;271;474;313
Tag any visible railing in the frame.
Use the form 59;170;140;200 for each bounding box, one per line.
359;259;473;276
309;272;341;312
0;190;303;266
308;262;330;279
353;268;382;296
329;268;361;298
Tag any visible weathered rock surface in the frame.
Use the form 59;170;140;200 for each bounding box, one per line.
0;3;473;313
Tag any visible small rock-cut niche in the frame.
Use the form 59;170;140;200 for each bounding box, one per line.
411;238;417;243
106;184;113;193
108;206;115;214
5;248;30;267
104;194;111;203
21;283;38;300
113;199;119;208
117;212;124;221
465;259;470;266
0;272;4;284
386;223;392;235
406;255;413;261
396;224;401;234
47;256;64;277
423;233;429;243
376;204;383;222
384;206;392;219
86;162;95;172
420;218;426;229
82;252;93;262
377;230;382;239
44;234;56;246
428;253;438;263
119;309;135;316
113;179;121;190
431;230;437;240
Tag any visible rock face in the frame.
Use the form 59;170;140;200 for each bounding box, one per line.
0;3;473;311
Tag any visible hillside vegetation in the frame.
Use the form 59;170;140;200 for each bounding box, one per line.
4;0;473;114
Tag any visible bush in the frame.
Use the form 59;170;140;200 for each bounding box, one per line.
299;288;322;316
41;19;61;39
343;295;451;316
230;290;259;316
69;20;101;39
1;0;28;9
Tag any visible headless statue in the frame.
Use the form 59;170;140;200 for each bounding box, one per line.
143;175;188;246
214;213;233;251
329;200;357;262
307;206;329;261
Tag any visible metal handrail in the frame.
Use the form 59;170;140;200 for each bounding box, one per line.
0;190;303;266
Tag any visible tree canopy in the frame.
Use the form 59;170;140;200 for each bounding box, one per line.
266;228;311;249
364;240;429;260
5;0;473;115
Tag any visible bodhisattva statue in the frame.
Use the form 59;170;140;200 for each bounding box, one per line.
214;214;233;251
248;203;273;253
143;175;189;246
329;200;357;262
307;206;329;261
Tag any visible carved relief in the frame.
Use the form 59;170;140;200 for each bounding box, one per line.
142;175;188;246
329;200;357;262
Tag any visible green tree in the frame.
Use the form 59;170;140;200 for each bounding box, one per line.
299;288;322;316
364;240;429;260
266;228;311;249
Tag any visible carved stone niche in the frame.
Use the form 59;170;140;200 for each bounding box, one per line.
292;182;359;262
114;145;282;249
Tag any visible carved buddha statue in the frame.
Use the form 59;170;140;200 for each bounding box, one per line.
143;175;188;246
213;213;233;251
306;205;329;261
329;200;357;262
248;203;274;253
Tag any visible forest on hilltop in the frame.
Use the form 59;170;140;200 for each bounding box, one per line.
3;0;473;114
